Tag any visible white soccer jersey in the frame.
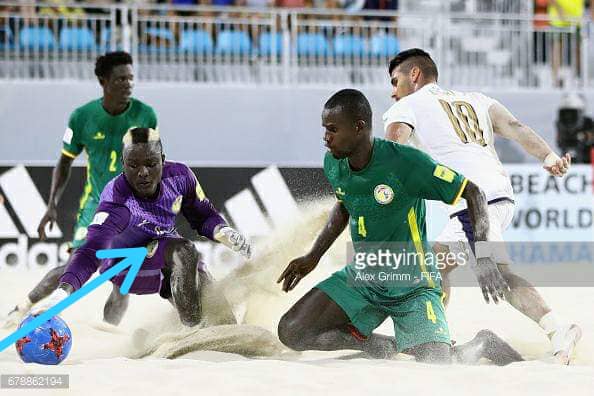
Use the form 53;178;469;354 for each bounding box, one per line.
383;83;514;214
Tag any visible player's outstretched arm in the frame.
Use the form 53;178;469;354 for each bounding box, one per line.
31;205;129;315
489;101;571;177
462;180;510;304
277;202;349;292
180;167;252;259
38;154;74;240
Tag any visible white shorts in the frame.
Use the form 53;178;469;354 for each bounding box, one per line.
436;200;514;264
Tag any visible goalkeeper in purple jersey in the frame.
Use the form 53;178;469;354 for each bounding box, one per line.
31;128;251;327
3;52;159;328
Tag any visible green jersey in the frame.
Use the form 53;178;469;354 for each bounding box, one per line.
323;138;467;297
61;97;158;208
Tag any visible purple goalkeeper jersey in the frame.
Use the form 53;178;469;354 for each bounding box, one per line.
60;161;226;294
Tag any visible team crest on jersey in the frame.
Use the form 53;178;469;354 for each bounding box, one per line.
374;184;394;205
146;240;159;259
171;195;183;214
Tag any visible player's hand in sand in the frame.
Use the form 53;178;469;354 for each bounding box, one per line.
472;256;509;304
37;204;58;240
543;152;571;177
277;254;318;292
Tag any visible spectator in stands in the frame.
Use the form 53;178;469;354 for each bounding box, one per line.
169;0;198;16
0;2;20;44
361;0;397;35
239;0;273;7
17;0;36;23
546;0;585;86
37;0;86;34
533;0;549;64
212;0;236;5
39;0;85;19
275;0;306;7
363;0;398;12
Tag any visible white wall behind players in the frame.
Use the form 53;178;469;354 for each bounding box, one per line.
1;82;592;166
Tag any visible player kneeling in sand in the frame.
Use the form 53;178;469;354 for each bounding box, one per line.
277;89;522;365
31;128;250;326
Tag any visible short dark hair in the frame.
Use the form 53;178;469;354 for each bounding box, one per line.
123;127;163;153
388;48;438;80
324;89;372;128
94;51;133;79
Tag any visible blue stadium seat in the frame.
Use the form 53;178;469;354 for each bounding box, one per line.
100;28;111;49
333;34;367;56
140;27;176;54
19;27;56;50
179;29;214;54
215;31;252;55
370;33;400;57
146;27;175;42
296;33;330;57
259;32;282;56
59;27;96;51
0;26;14;50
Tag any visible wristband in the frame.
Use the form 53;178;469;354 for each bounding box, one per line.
474;241;493;259
543;152;561;167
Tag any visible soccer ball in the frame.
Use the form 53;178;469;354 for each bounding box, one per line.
15;315;72;365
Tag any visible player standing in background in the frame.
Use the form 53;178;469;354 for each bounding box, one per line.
30;128;251;327
3;51;158;328
277;89;522;365
382;48;580;364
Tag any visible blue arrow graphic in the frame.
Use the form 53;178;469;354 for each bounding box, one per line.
0;247;147;352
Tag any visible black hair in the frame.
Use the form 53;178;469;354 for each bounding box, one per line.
324;89;372;128
123;127;163;153
94;51;133;79
388;48;438;80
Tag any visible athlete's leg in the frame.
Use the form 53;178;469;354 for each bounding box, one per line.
277;288;397;358
164;239;203;327
496;264;549;321
452;329;523;366
27;262;70;304
403;342;451;364
103;283;130;326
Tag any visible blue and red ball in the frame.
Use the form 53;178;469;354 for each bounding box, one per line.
15;315;72;365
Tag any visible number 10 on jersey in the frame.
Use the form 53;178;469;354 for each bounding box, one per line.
439;100;487;147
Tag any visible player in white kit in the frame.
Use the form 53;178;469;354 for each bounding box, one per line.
382;48;580;364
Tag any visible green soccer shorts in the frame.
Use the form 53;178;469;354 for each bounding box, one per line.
316;268;450;353
70;198;98;250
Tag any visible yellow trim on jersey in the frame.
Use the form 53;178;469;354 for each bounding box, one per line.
451;178;468;206
407;207;435;289
78;151;92;211
61;149;77;159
